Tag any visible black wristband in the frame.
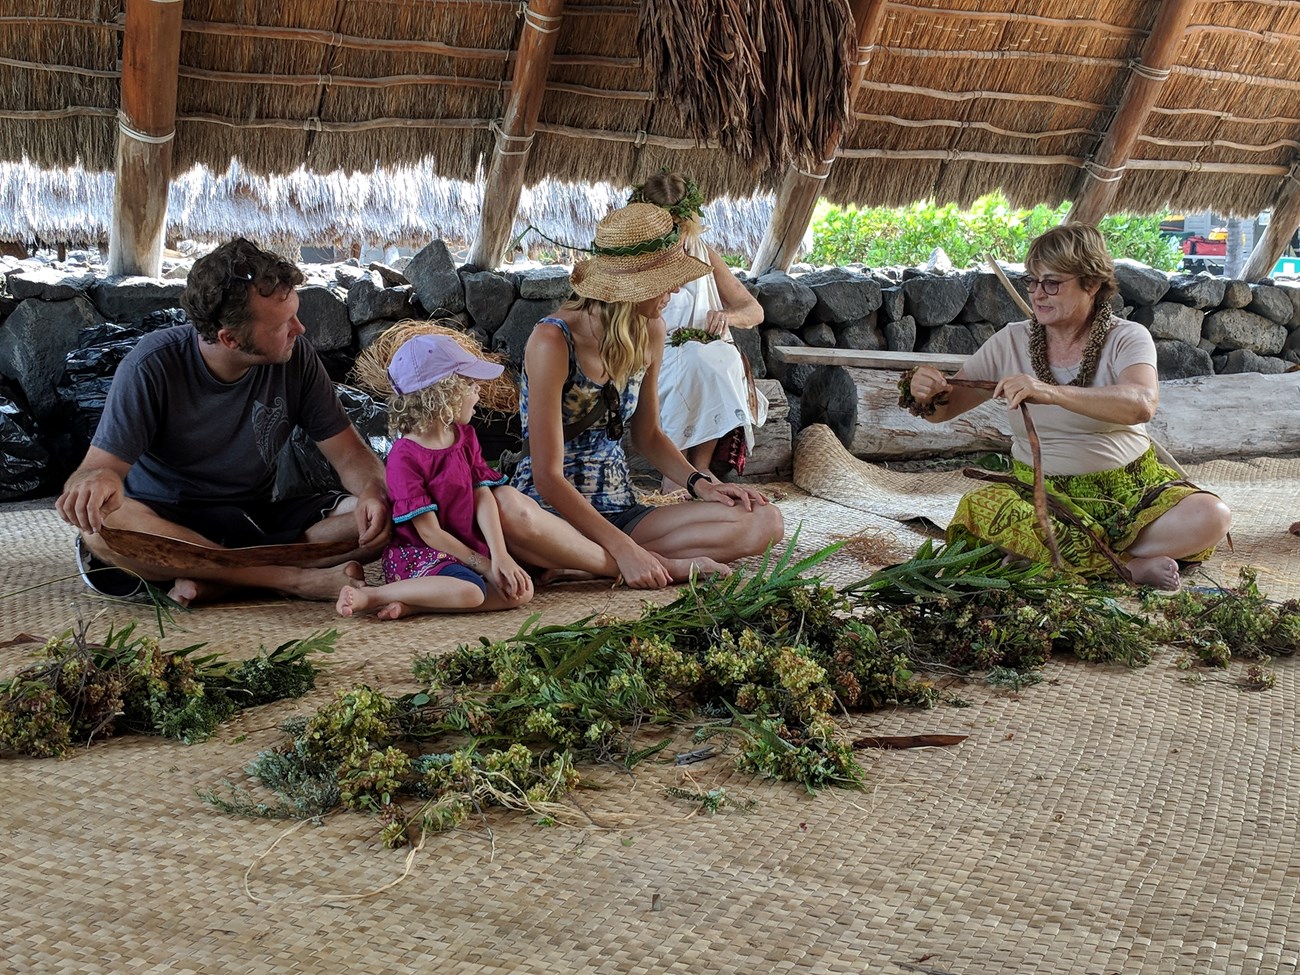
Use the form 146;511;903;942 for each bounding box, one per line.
686;471;712;499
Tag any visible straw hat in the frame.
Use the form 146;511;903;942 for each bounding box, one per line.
570;203;710;303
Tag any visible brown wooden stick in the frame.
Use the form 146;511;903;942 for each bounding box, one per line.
1017;406;1064;569
852;734;968;750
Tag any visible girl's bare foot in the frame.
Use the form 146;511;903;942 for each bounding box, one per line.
660;555;732;583
1127;555;1180;591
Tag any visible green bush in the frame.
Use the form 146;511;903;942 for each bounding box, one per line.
808;192;1182;271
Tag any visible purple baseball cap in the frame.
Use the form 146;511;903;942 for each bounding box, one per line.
387;334;504;395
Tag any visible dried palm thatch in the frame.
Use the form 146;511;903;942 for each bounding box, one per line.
9;1;1300;226
0;159;776;258
638;0;855;176
349;319;519;414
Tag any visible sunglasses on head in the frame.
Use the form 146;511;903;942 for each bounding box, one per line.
601;382;623;440
216;255;258;316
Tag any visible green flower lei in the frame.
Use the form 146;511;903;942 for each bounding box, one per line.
591;226;681;258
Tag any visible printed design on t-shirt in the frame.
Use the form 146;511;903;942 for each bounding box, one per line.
252;396;289;466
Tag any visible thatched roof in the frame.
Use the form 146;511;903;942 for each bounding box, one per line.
0;159;774;254
3;1;1299;222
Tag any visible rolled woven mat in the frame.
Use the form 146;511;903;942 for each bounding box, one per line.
792;422;968;527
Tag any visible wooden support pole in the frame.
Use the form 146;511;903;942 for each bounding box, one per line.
108;0;182;277
749;0;888;275
1242;163;1300;280
468;0;564;269
1067;0;1196;226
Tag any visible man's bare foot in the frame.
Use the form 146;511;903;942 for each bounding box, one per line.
168;578;234;607
375;601;410;621
1127;555;1180;591
288;561;365;601
660;555;732;583
1290;521;1300;537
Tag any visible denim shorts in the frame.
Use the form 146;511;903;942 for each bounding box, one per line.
600;503;655;535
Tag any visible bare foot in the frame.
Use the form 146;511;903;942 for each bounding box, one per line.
336;584;403;619
1128;555;1180;591
288;561;365;601
168;578;234;607
376;601;410;621
1290;521;1300;537
660;555;732;583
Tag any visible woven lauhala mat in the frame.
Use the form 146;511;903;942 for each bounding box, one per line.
3;502;1300;974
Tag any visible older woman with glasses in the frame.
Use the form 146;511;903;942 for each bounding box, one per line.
904;222;1230;591
502;202;783;589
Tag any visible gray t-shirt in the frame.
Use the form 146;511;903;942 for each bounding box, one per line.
92;324;349;504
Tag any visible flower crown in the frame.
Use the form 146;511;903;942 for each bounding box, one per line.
628;169;705;224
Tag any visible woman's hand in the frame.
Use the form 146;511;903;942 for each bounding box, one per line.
490;555;534;601
907;365;951;406
704;309;731;336
696;479;767;511
994;373;1058;410
614;542;673;589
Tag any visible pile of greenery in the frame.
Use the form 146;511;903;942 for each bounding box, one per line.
1144;567;1300;672
0;623;336;757
203;539;1205;848
808;192;1182;270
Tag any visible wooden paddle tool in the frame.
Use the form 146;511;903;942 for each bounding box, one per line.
97;526;358;571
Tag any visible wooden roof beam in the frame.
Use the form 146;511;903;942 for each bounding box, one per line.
1242;163;1300;281
109;0;182;277
750;0;889;275
469;0;564;270
1067;0;1196;226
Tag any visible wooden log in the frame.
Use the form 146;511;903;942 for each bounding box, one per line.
1242;162;1300;281
749;0;888;275
801;366;1300;463
1068;0;1197;225
468;0;564;270
774;346;970;371
108;0;182;277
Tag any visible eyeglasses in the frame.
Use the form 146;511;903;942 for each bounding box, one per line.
1024;275;1076;296
601;382;623;440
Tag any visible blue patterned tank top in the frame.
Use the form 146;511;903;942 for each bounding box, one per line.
511;317;645;513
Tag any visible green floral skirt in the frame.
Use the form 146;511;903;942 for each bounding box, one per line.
947;445;1216;579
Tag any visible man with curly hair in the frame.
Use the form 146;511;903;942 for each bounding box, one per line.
57;238;390;605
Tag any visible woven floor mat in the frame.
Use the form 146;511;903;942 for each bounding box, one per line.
3;500;1300;974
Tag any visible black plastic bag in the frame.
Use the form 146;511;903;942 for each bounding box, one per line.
274;384;393;499
0;382;49;500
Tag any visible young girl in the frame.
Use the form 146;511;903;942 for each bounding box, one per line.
336;334;533;619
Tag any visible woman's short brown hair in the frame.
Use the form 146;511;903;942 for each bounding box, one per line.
1025;223;1118;315
181;237;305;342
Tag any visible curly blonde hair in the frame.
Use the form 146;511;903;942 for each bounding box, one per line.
387;374;470;437
557;295;650;388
